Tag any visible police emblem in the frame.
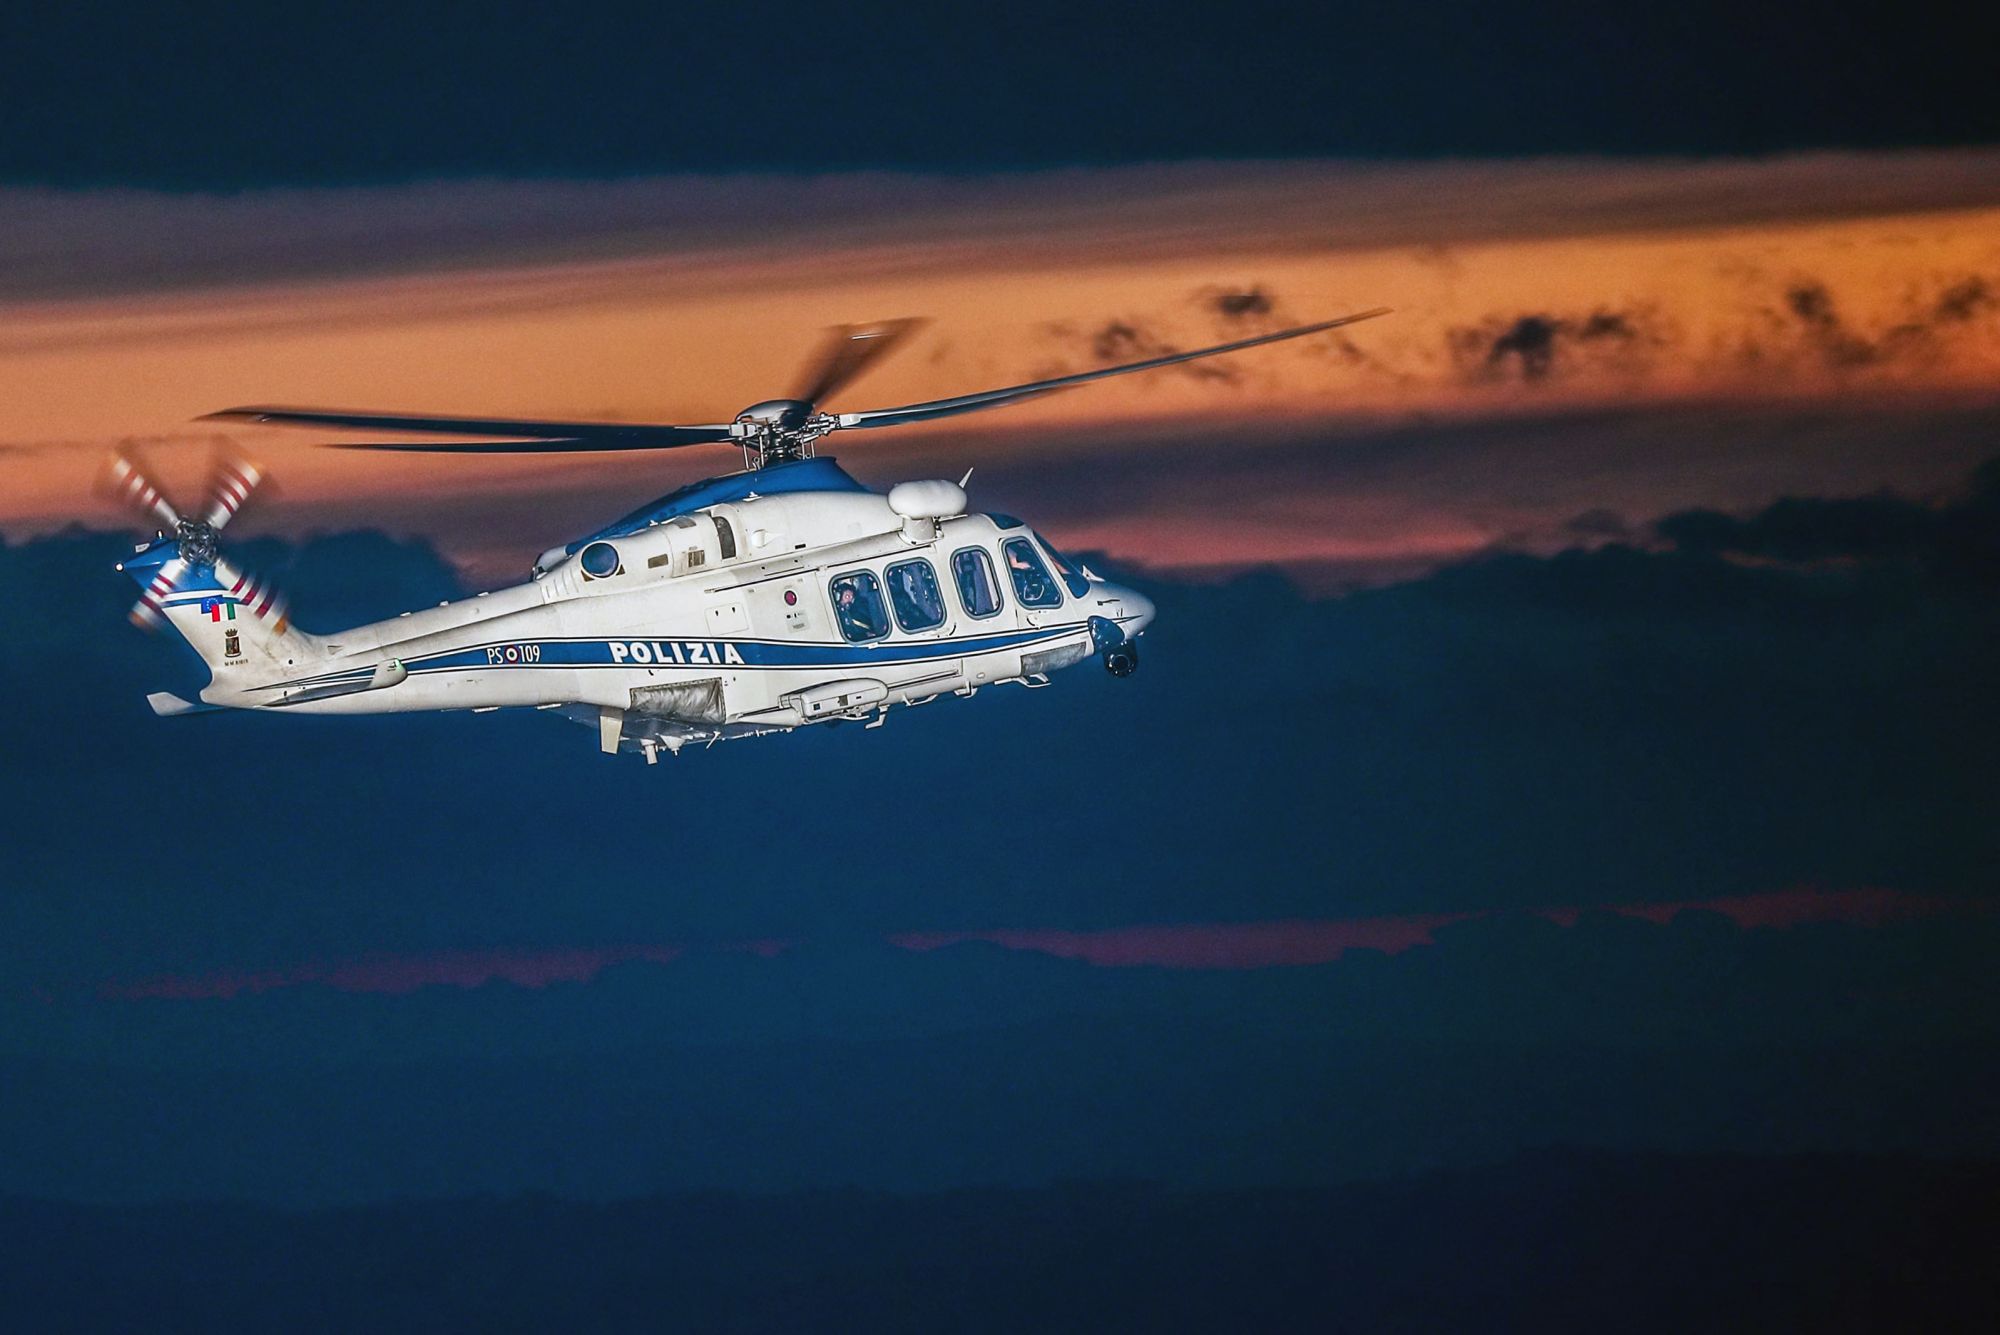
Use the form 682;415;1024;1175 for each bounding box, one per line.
224;628;242;658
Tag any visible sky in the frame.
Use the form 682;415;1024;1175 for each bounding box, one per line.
3;4;1998;1324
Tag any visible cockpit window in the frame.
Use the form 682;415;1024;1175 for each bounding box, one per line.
829;570;890;642
952;547;1003;619
886;558;946;632
1002;537;1062;609
1036;534;1092;599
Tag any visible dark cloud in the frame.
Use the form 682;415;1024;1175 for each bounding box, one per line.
5;459;1998;1203
1203;285;1276;321
1782;281;1881;367
10;156;2000;304
6;457;1997;965
7;909;2000;1202
1057;318;1241;383
1448;305;1665;382
1741;272;2000;372
1564;507;1632;540
1656;458;2000;589
1932;275;1996;324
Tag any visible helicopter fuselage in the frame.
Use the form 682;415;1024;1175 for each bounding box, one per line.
159;460;1153;758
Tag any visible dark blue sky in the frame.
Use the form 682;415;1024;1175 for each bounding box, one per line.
3;453;1996;1206
2;2;1993;186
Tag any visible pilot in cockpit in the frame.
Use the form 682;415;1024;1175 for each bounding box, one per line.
835;583;870;639
1006;544;1051;604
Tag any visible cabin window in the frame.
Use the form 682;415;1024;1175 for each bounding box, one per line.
829;570;890;642
952;547;1003;619
1002;537;1062;608
886;558;946;632
1036;533;1092;599
713;515;737;560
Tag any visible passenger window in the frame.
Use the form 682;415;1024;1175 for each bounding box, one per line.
829;571;890;642
1003;537;1062;608
952;547;1003;619
886;559;946;632
713;515;737;560
1036;534;1092;599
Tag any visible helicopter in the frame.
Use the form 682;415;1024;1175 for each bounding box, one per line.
109;308;1389;761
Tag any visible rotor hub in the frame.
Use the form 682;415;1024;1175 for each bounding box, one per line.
175;517;219;568
731;400;840;466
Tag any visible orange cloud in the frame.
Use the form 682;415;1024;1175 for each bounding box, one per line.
5;153;1999;582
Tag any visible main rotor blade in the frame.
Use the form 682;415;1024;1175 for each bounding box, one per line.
836;308;1392;431
791;318;927;409
203;406;735;450
322;436;735;454
100;450;182;529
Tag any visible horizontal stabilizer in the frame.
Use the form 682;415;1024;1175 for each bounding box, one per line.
267;658;408;707
147;691;215;717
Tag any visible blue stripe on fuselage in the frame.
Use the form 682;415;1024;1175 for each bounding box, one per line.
257;624;1082;691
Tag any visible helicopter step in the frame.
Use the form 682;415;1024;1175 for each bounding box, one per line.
783;677;889;721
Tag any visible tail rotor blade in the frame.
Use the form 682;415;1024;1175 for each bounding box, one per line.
213;554;289;631
201;450;266;530
129;556;188;632
791;318;926;409
101;451;182;530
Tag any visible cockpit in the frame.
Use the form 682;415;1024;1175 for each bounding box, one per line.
826;522;1098;643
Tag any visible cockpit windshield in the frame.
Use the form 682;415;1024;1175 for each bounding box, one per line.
1036;533;1092;599
1002;537;1063;609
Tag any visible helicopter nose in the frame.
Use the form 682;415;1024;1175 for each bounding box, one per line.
1094;580;1155;635
1123;587;1156;634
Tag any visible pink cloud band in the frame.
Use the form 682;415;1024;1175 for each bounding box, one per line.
90;887;1983;1002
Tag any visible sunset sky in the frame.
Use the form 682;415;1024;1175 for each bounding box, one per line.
7;152;2000;584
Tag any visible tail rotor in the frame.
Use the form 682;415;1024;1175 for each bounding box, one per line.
102;446;284;633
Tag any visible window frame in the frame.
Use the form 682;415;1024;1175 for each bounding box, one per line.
950;545;1005;620
1002;536;1064;609
884;557;948;634
827;569;892;643
1035;533;1092;599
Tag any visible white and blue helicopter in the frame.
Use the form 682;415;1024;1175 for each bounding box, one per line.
110;309;1387;760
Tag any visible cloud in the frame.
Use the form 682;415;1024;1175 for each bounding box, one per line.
1654;458;2000;589
9;153;2000;304
1933;275;1996;324
1447;305;1668;382
1203;286;1277;321
1730;271;2000;374
6;454;1998;1005
14;906;2000;1203
1080;318;1240;383
105;945;687;1000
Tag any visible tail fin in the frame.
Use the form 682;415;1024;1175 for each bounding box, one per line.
117;538;322;681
